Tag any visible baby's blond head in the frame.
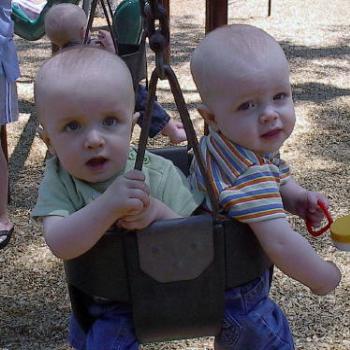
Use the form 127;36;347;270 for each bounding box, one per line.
35;46;136;182
44;3;87;48
35;46;135;128
191;24;289;111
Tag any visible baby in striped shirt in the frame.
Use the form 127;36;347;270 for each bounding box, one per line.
189;24;341;349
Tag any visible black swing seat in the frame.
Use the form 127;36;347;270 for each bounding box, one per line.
64;146;272;343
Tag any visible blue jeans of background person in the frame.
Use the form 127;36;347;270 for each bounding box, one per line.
135;84;170;137
69;269;293;350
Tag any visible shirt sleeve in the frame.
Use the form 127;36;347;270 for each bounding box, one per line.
278;158;290;185
219;164;287;223
31;158;77;219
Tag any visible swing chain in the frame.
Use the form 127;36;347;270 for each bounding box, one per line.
143;0;170;79
136;2;220;216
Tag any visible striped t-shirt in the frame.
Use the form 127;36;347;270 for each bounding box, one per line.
189;130;290;223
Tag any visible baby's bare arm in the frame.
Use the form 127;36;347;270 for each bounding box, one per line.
280;177;306;215
43;170;149;260
250;218;341;295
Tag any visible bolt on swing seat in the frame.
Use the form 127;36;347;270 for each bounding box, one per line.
11;0;80;41
64;0;272;344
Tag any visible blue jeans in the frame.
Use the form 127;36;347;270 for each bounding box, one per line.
135;84;170;137
215;269;294;349
69;270;293;350
69;302;139;350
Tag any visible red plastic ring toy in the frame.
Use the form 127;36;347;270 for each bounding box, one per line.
306;200;334;237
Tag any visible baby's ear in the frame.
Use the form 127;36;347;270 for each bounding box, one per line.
80;26;86;42
132;112;140;126
130;112;140;136
197;104;219;131
37;125;56;155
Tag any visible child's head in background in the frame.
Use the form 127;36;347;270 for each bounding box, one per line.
44;3;87;48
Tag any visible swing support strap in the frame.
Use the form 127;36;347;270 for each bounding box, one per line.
135;0;220;217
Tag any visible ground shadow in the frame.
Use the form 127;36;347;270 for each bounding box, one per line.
293;82;350;103
9;103;38;190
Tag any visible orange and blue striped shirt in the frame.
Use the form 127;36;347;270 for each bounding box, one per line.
189;131;290;223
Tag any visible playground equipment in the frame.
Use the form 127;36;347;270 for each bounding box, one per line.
11;0;80;41
11;0;143;42
64;0;272;343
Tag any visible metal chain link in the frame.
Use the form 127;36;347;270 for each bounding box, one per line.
142;0;169;79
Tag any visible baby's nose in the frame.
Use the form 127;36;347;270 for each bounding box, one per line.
84;129;105;149
260;106;278;123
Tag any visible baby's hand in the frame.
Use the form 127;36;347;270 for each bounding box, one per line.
104;170;150;219
296;191;329;227
310;261;341;295
117;197;161;230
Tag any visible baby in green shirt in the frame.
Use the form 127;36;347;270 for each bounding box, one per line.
32;45;202;350
32;46;202;260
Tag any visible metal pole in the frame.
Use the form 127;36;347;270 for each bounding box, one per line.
205;0;227;34
160;0;170;63
204;0;227;134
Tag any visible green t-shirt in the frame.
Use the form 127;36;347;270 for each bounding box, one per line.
32;148;203;219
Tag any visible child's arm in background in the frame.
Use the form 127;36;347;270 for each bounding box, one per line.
280;177;329;227
43;170;149;260
250;218;341;295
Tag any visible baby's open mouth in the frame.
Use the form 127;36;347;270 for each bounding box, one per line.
86;157;107;168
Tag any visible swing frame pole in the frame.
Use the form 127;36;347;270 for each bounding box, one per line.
205;0;228;33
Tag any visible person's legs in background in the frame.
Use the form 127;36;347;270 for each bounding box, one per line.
0;129;13;248
135;84;187;144
0;77;18;249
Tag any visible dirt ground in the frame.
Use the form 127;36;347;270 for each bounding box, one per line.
0;0;349;349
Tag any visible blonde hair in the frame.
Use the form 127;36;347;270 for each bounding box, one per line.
191;24;288;108
44;3;87;47
35;46;135;124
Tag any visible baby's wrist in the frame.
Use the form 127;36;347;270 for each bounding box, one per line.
311;261;341;295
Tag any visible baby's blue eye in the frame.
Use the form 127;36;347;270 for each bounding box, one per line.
103;116;118;127
273;93;287;100
63;121;80;132
238;101;255;111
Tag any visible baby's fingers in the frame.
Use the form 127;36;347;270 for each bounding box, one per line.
125;196;147;214
307;191;329;210
130;188;150;208
306;210;324;227
124;169;145;182
123;171;150;195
